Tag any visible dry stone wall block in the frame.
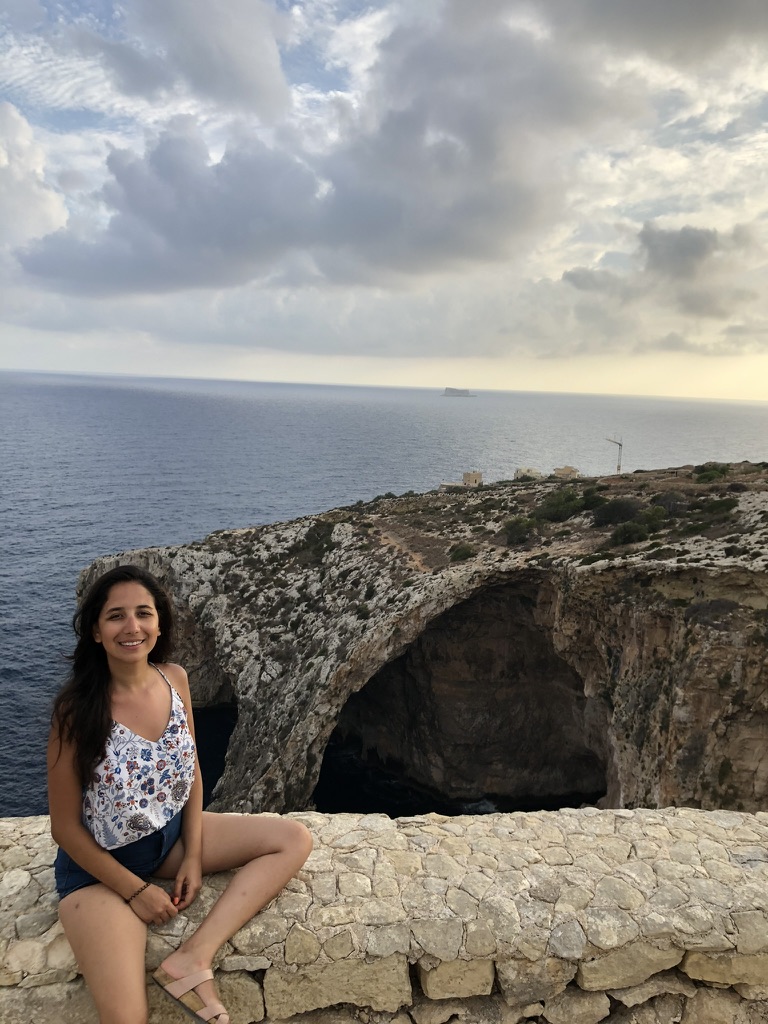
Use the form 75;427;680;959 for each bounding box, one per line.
577;941;683;990
679;986;764;1024
262;953;411;1019
217;970;265;1024
541;986;610;1024
682;951;768;986
410;993;529;1024
496;956;577;1006
284;923;321;964
417;958;495;999
605;993;686;1023
607;968;697;1006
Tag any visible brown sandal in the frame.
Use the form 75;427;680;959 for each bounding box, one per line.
153;967;230;1024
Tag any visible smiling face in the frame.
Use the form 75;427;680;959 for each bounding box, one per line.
92;580;161;665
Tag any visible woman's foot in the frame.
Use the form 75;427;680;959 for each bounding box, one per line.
154;952;229;1023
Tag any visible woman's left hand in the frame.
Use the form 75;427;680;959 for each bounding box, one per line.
172;856;202;911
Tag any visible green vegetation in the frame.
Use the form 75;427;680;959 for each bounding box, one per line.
593;497;644;527
505;516;536;544
533;487;583;522
694;462;729;483
449;542;476;562
609;522;649;546
288;520;337;564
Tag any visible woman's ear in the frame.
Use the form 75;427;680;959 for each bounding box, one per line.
92;626;102;643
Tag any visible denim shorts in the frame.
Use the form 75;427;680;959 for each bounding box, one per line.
55;811;183;900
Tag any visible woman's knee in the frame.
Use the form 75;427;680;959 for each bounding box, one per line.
282;819;313;863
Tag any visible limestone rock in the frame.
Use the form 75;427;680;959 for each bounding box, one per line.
411;919;464;961
0;978;96;1024
679;987;765;1024
217;970;265;1024
608;968;697;1006
285;923;321;965
682;951;768;986
417;959;495;999
410;993;528;1024
82;466;768;820
577;942;683;990
542;986;610;1024
496;957;576;1006
262;954;411;1019
606;994;686;1023
548;918;586;960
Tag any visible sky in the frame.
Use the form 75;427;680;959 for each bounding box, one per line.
2;0;768;400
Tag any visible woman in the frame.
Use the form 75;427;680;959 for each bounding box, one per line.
48;564;313;1024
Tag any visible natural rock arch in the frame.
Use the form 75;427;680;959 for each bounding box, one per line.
313;581;611;814
83;491;768;817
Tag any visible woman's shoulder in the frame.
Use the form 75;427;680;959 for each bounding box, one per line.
154;661;190;696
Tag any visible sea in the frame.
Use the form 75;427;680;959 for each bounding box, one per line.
1;369;766;818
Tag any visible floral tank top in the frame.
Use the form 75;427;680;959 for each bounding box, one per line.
83;666;196;850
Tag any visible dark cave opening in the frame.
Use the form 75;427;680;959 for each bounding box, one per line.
193;703;238;807
312;583;609;816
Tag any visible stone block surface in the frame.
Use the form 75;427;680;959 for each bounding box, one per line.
417;958;495;999
262;954;411;1019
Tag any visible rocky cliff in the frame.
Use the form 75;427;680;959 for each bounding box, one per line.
82;461;768;816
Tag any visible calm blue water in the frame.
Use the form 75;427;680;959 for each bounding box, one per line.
2;370;766;816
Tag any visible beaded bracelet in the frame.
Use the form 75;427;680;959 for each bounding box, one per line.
125;881;150;905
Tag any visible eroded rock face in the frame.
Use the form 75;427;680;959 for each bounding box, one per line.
81;465;768;815
336;582;609;808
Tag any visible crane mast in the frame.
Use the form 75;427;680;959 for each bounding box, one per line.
606;437;623;474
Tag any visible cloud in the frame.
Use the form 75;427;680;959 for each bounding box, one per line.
20;119;322;293
4;0;768;390
18;4;641;295
639;223;720;279
541;0;768;64
0;103;67;246
92;0;292;116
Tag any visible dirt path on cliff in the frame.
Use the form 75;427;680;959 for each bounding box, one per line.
376;529;433;572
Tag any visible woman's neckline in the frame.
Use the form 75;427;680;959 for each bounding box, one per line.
110;664;174;745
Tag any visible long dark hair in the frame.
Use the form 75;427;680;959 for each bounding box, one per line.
51;565;176;786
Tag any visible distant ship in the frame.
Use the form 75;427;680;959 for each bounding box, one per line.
442;387;475;397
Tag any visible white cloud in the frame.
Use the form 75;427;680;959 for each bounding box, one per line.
0;102;67;246
3;0;768;398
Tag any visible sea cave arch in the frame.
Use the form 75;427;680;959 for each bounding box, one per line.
312;581;612;815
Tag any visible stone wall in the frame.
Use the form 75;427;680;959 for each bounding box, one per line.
2;808;768;1024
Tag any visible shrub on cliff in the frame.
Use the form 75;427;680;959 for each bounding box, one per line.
609;521;649;546
449;542;476;561
652;490;688;515
533;487;583;523
593;497;644;527
505;516;536;544
694;462;729;482
582;487;608;511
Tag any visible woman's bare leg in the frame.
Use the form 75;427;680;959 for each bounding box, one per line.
153;813;312;1013
59;884;149;1024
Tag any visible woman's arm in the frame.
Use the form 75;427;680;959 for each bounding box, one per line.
47;724;177;923
162;663;204;910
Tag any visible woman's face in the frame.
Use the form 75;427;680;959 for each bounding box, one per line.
92;581;161;664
